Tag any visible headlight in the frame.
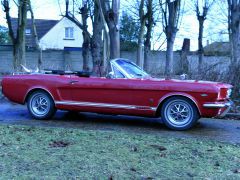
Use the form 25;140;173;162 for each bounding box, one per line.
227;89;232;98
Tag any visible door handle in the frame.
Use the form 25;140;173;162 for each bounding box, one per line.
69;80;78;84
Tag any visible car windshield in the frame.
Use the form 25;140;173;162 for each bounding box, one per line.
115;59;150;79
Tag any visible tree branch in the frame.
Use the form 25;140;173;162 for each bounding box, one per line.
2;0;16;43
64;12;92;38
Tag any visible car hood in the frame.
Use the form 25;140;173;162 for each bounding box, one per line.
135;77;233;93
151;78;231;87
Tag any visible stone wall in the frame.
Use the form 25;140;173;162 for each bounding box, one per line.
0;49;230;74
0;50;66;73
120;51;181;74
188;55;230;74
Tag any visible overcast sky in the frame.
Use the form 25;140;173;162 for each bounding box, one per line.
0;0;228;51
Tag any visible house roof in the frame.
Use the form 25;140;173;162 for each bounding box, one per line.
204;42;230;56
11;18;59;47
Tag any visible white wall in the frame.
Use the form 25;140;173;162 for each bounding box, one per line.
39;17;83;50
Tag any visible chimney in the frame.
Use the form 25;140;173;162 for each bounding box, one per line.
182;38;190;52
207;40;209;46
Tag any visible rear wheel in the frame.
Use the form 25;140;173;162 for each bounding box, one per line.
161;97;199;130
27;91;56;119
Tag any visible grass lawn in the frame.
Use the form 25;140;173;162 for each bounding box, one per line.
0;124;239;179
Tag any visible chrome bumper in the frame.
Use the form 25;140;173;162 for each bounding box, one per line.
203;101;233;117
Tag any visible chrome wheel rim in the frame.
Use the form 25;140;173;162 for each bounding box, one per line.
30;94;50;116
165;100;193;127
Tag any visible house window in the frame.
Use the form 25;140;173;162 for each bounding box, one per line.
25;29;31;35
65;27;74;39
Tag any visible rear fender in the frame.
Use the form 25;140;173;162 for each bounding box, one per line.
24;87;55;104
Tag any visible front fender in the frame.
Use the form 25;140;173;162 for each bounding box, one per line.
157;92;202;116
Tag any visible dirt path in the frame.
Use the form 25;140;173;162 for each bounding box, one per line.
0;100;240;144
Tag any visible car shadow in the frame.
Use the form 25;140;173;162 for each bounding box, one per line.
48;110;205;132
49;111;165;130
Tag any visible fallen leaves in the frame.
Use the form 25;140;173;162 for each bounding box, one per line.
232;169;240;174
130;167;137;172
131;146;138;152
49;140;70;148
214;161;220;167
150;145;167;151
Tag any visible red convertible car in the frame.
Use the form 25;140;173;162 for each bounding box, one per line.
1;59;233;130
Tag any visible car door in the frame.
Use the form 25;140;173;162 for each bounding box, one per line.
68;75;156;116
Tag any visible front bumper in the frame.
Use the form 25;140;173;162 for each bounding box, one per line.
203;101;233;117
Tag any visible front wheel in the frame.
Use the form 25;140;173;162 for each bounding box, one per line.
161;97;199;130
27;91;56;120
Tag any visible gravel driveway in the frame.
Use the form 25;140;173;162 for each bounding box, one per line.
0;99;240;144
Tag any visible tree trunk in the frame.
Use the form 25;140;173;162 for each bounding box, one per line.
65;1;91;72
2;0;28;72
29;1;42;70
17;0;28;69
229;21;240;92
227;0;240;97
162;0;181;77
92;1;104;76
165;38;174;77
101;0;120;60
81;3;91;71
109;27;120;59
137;0;146;69
165;26;177;77
144;45;150;71
180;38;190;74
198;17;204;75
137;28;145;68
13;45;20;72
82;36;91;71
144;0;153;71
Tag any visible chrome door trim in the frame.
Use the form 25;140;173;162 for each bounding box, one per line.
55;101;156;111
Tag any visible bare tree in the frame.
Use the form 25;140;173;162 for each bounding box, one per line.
125;0;156;70
180;38;190;74
2;0;29;72
92;0;104;75
194;0;215;75
227;0;240;97
28;0;42;70
144;0;155;71
64;0;106;75
80;1;91;71
228;0;240;67
65;0;92;71
159;0;181;77
205;1;228;43
136;0;147;68
101;0;120;59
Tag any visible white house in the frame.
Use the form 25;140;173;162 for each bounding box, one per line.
12;17;83;50
39;17;83;50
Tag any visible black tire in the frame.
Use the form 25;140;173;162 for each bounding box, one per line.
161;97;199;130
27;90;56;120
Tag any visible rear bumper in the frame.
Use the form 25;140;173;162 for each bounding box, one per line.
203;101;233;117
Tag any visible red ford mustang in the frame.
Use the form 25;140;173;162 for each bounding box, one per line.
1;59;233;130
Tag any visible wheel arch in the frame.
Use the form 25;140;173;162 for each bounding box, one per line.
24;88;55;104
156;94;201;117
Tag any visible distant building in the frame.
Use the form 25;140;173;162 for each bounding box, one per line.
204;42;230;56
0;25;8;32
11;17;83;50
